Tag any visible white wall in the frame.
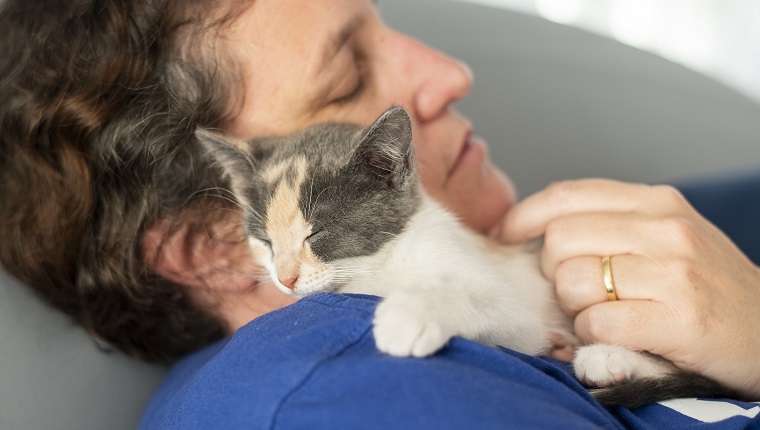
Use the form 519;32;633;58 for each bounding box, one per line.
457;0;760;106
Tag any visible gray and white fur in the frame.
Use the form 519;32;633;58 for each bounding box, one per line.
197;106;737;408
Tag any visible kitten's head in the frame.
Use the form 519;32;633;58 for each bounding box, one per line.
197;106;419;297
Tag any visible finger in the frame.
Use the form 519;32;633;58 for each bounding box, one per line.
573;300;678;359
499;179;648;243
499;179;689;244
554;254;659;316
539;211;682;278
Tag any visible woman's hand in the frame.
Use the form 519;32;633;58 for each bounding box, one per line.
496;178;760;399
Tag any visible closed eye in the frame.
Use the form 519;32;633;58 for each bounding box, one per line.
306;229;325;242
332;79;364;105
332;53;367;105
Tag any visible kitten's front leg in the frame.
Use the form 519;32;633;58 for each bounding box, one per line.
373;288;457;357
372;285;549;358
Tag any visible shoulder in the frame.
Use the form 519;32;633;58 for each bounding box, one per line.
141;293;617;429
140;293;376;428
142;292;756;430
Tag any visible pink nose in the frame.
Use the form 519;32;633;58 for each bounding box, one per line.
278;276;298;290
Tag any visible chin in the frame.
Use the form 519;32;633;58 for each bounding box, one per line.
452;193;511;234
461;201;510;234
455;169;515;234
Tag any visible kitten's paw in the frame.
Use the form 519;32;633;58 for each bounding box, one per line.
573;344;674;387
573;344;642;387
373;292;453;357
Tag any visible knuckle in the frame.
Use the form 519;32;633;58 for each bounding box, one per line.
554;260;590;303
554;263;576;302
656;216;699;252
543;220;569;252
583;308;614;343
555;289;581;316
545;180;578;210
651;184;688;208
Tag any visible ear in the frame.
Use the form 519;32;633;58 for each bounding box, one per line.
351;106;414;188
195;129;255;203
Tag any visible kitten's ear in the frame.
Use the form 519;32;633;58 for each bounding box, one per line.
195;129;255;201
352;106;414;188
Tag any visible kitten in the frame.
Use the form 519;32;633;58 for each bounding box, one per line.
197;106;736;407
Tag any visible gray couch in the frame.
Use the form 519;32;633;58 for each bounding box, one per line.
2;1;759;429
390;0;760;196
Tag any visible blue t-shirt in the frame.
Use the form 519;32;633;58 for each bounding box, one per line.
140;293;760;429
141;172;760;429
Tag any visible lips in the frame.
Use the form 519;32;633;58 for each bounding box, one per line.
448;129;487;178
447;129;471;177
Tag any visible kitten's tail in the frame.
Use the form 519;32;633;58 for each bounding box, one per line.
591;371;742;409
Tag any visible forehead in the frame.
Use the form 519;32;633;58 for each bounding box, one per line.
237;0;377;49
224;0;377;134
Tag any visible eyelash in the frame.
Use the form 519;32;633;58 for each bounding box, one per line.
333;79;364;105
306;229;324;242
333;52;367;105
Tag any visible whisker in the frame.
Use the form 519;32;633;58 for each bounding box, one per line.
307;185;336;219
330;269;374;279
338;267;378;274
191;186;265;224
307;176;316;218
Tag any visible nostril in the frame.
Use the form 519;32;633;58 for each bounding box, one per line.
278;276;299;289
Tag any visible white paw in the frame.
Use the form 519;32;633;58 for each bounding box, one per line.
573;344;642;387
574;344;676;388
373;291;453;357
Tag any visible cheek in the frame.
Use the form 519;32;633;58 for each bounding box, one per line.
416;164;447;204
448;166;515;233
411;140;449;192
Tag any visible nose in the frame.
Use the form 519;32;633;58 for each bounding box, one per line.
387;32;473;123
278;276;299;290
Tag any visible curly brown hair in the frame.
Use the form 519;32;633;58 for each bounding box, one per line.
0;0;252;362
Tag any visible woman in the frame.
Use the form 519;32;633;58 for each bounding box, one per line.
1;0;759;426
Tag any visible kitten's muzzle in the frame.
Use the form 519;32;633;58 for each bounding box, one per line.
279;276;299;290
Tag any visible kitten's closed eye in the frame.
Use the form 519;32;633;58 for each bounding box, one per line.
306;230;325;242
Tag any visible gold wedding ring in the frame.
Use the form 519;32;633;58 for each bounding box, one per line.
602;256;618;301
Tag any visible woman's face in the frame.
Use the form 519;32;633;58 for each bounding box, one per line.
223;0;515;232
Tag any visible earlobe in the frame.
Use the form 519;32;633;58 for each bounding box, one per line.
142;211;297;332
142;218;204;289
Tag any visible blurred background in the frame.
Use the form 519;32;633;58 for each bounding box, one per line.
381;0;760;195
455;0;760;106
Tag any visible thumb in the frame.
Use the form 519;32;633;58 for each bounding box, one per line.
493;207;542;244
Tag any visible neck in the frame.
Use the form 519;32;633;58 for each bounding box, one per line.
200;281;297;334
